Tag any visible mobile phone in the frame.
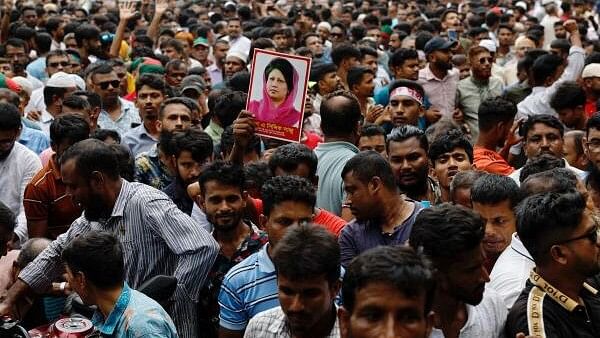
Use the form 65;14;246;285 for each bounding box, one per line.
448;29;458;41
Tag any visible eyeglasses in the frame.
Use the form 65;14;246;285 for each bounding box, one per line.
96;80;120;90
553;225;600;247
49;61;69;68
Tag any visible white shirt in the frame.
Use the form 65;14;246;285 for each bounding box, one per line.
508;158;586;185
429;287;507;338
541;14;561;49
24;87;46;114
37;110;55;137
489;233;534;309
225;35;251;53
0;142;42;245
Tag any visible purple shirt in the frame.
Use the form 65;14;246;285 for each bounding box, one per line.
339;200;424;267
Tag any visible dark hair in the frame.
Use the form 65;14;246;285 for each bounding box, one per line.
158;97;195;120
342;151;397;191
268;143;318;179
471;173;521;208
0;201;15;233
550;38;570;54
0;89;19;107
415;31;434;51
409;203;485;263
521;167;578;196
5;38;28;51
136;73;166;93
550;81;586;111
0;102;22;131
428;129;473;163
347;66;374;91
244;162;272;196
478;96;517;131
226;71;250;93
170;129;213;162
387;125;429;152
519;153;564;183
109;144;134;182
214;90;246;128
220;125;260;158
43;86;70;107
389;48;419;69
519;114;564;139
261;175;316;216
272;224;340;285
449;170;485;202
320;90;362;137
60;139;120;180
264;58;294;96
62;230;124;289
565;130;585;157
34;32;53;54
14;238;51;270
360;124;386;140
62;94;91;112
359;46;378;60
166;59;187;72
388;79;425;102
199;160;245;196
531;53;564;86
331;43;361;66
91;129;121;143
516;191;586;262
73;90;102;111
50;114;90;147
74;24;100;47
89;62;115;83
586;112;600;136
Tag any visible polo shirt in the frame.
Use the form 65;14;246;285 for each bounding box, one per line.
23;155;82;239
506;270;600;337
122;124;158;157
473;146;514;176
218;243;279;331
97;98;141;136
314;141;359;216
339;200;423;267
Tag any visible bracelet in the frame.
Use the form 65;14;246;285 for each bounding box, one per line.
59;282;66;291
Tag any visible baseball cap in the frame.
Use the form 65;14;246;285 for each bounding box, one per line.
582;63;600;78
193;37;210;48
424;37;457;54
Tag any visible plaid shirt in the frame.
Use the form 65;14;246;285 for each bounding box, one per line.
244;306;340;338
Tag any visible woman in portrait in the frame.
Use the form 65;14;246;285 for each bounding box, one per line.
248;57;302;127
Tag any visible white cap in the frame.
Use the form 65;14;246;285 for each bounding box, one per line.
479;39;497;53
541;0;555;6
515;1;527;10
47;72;77;88
582;63;600;78
226;49;248;64
70;74;86;90
11;76;32;96
317;21;331;32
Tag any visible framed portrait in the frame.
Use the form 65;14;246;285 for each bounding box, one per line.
246;49;311;143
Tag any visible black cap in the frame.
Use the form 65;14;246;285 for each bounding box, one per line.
424;37;458;54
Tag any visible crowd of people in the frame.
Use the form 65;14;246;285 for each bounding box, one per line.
0;0;600;337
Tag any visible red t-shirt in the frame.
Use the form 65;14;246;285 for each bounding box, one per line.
313;208;347;238
473;146;514;176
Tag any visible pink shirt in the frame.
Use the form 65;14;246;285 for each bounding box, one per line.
39;148;54;166
417;64;459;117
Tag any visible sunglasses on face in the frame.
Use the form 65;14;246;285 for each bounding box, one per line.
96;80;120;90
554;225;600;247
49;61;69;68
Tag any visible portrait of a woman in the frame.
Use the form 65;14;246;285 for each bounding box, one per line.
248;57;302;127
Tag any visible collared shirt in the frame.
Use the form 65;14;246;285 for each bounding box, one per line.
457;76;504;141
19;180;220;337
18;124;50;155
26;57;47;82
244;306;340;338
339;200;424;267
199;223;268;337
509;158;586;185
0;142;42;244
134;144;173;190
418;64;459;117
314;141;360;216
24;87;46;114
37;110;55;136
430;287;507;338
506;270;600;337
91;283;178;338
474;145;515;176
122;124;158;157
226;35;251;53
163;176;194;215
23;155;81;239
97;98;141;136
204;120;224;145
208;64;224;86
489;233;534;309
219;243;279;331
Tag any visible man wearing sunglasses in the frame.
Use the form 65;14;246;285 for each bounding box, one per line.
90;63;139;136
506;190;600;337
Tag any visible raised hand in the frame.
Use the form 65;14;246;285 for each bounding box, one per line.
118;0;138;21
155;0;169;16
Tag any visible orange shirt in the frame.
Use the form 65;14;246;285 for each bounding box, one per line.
473;146;514;176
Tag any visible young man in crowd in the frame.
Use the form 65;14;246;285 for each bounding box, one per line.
563;130;588;170
428;129;474;202
245;225;341;338
309;62;341;114
470;173;521;272
374;48;420;105
339;151;423;267
387;80;426;129
581;63;600;117
584;113;600;209
550;81;587;130
410;203;507;337
358;124;387;158
330;44;361;90
348;66;376;118
449;170;485;208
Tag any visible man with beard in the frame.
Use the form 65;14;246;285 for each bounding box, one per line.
457;46;504;142
509;114;585;184
309;63;341;114
0;139;219;338
506;191;600;337
197;161;268;337
387;125;441;205
0;103;42;246
245;225;340;338
418;37;459;119
348;66;376;118
428;130;474;202
90;63;139;136
3;38;43;90
74;24;103;69
134;97;194;190
224;17;250;53
163;129;213;215
471;174;521;272
339;151;424;267
222;50;247;84
123;74;166;156
409;203;507;337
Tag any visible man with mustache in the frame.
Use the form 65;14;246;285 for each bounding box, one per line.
409;203;507;338
428;130;474;202
122;74;166;156
508;114;586;184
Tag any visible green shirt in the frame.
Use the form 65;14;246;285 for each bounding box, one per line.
457;76;504;142
205;119;224;145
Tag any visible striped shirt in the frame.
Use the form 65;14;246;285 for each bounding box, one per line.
19;180;220;338
244;306;340;338
218;243;279;331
